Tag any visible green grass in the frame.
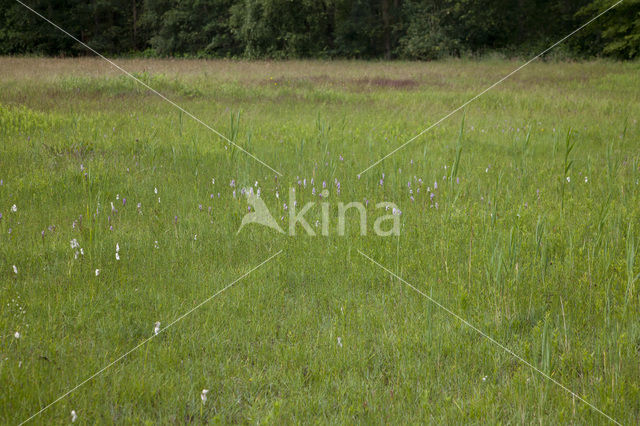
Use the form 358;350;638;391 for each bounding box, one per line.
1;57;639;424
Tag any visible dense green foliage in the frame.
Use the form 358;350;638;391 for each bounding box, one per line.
1;0;639;59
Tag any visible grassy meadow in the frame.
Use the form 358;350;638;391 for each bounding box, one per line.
1;57;639;424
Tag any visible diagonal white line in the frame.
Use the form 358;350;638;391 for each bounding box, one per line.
19;249;283;425
357;249;621;425
357;0;624;176
14;0;283;177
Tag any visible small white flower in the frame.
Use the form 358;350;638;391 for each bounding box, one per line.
11;204;17;212
14;331;20;339
211;178;215;185
337;337;342;347
154;187;158;194
95;269;100;276
194;234;197;241
115;253;120;261
70;239;79;249
12;265;17;275
566;176;570;183
584;176;588;183
201;389;209;404
482;376;487;382
71;410;77;422
154;322;161;335
116;243;120;253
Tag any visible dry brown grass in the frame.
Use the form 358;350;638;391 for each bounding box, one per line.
0;57;632;90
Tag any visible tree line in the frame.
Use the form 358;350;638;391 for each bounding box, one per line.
1;0;638;59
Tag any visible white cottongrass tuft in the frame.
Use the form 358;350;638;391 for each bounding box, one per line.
12;265;17;275
71;239;84;259
71;410;77;422
201;389;209;404
95;269;100;277
14;331;20;339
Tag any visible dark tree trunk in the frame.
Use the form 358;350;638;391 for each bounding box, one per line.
132;0;137;49
381;0;391;59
